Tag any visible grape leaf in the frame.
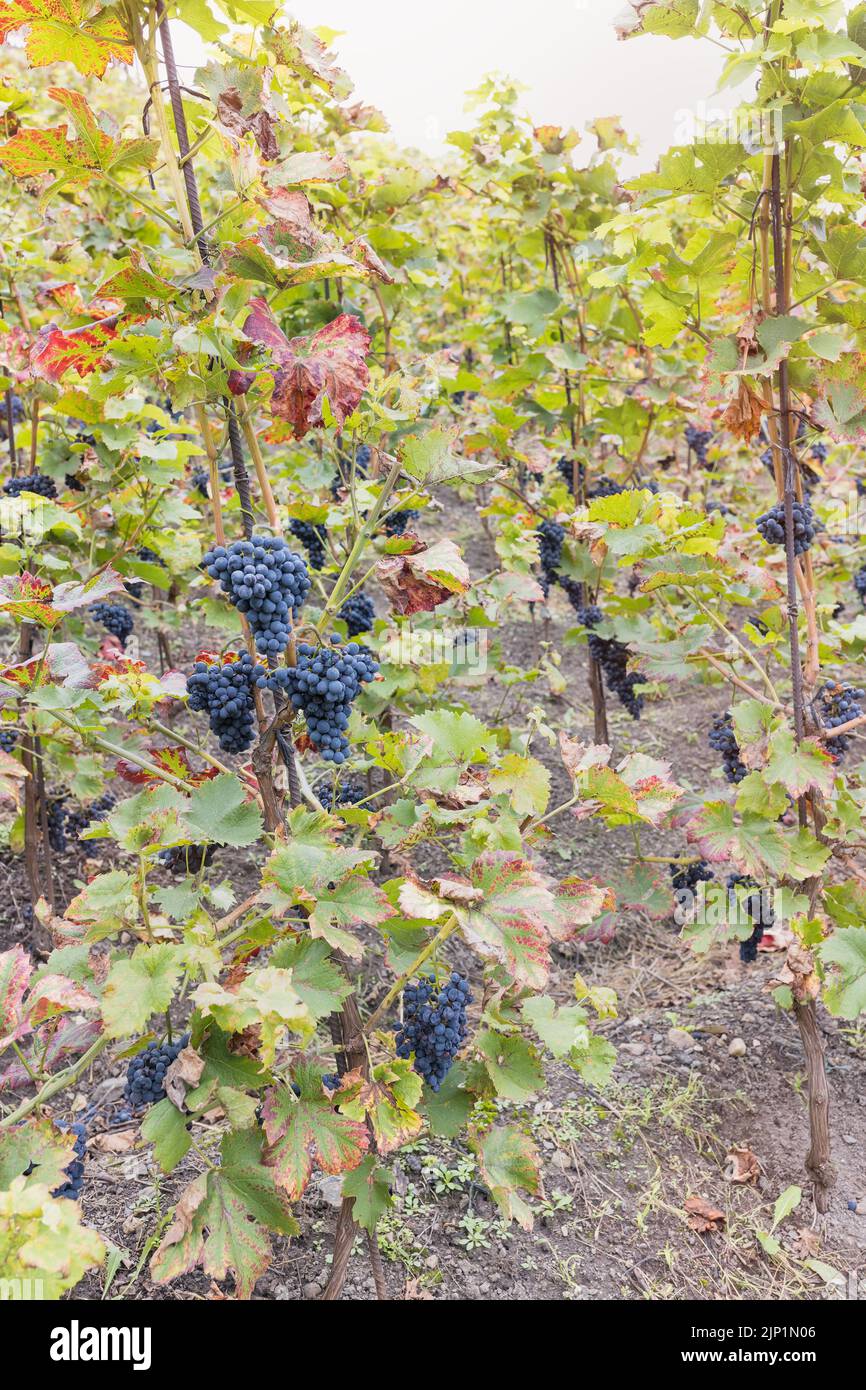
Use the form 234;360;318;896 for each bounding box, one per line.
471;1125;541;1231
455;852;552;989
101;945;183;1038
0;2;133;77
181;773;262;848
342;1153;392;1232
261;1069;368;1200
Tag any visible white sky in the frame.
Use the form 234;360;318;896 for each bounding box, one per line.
171;0;745;171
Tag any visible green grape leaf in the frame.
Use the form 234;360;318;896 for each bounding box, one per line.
101;945;183;1038
342;1153;393;1232
471;1125;541;1231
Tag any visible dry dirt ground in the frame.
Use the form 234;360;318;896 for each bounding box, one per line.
1;493;864;1302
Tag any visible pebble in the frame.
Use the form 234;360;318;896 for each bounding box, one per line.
728;1037;747;1057
550;1150;572;1170
303;1281;323;1300
667;1027;695;1051
622;1042;647;1056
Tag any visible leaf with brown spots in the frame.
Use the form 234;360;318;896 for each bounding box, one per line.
455;852;553;990
261;1067;368;1199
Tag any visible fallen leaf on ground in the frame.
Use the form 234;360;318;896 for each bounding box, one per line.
684;1195;726;1232
724;1145;761;1185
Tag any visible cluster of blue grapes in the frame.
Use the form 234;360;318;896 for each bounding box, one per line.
684;423;713;468
728;874;774;964
2;392;24;426
536;519;565;597
330;443;371;498
854;566;866;607
187;653;264;754
338;591;375;636
756;499;817;555
817;682;864;758
90;602;134;647
708;712;748;784
191;465;209;498
395;973;472;1091
266;640;378;764
670;859;713;895
202;537;311;656
3;472;58;499
0;728;17;753
124;1034;190;1108
384;509;419;537
289;518;328;570
322;1073;341;1091
576;605;644;719
51;1122;88;1201
314;775;364;810
45;792;115;852
157;843;218;874
555;457;627;499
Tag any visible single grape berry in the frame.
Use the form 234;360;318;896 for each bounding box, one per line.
187;652;265;754
202;536;311;657
756;499;816;556
124;1033;190;1108
90;602;134;647
266;639;378;764
338;592;375;636
289;518;328;571
708;712;748;784
816;682;864;759
51;1121;87;1201
395;972;472;1091
3;472;58;499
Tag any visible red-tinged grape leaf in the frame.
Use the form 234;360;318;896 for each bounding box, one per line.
113;759;151;786
151;1128;298;1298
0;571;58;625
227;190;392;289
559;733;611;780
0;640;88;690
95;257;178;305
377;538;469;615
29;319;118;382
341;1153;393;1232
341;1059;423;1155
261;1069;368;1200
470;1125;542;1231
0;945;31;1044
454;852;552;990
215;85;278;159
0;746;26;806
548;877;614;941
0;1017;99;1092
267;18;351;96
0;1;133;77
611;861;673;919
614;752;683;825
0;324;31;379
240;298;370;438
227;366;256;395
689;803;832;882
50;566;125;613
263;153;349;191
26;973;98;1025
36;279;84;313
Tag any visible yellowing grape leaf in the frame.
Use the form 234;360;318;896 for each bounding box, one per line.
0;2;132;78
260;1068;368;1200
471;1125;542;1231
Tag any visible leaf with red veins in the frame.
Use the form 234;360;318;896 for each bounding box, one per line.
454;852;553;990
0;2;133;77
0;571;59;625
547;878;615;942
30;319;118;382
240;298;370;438
35;280;85;314
261;1070;368;1200
0;945;31;1043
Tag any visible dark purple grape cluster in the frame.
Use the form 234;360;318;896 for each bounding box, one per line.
384;508;420;537
89;603;134;647
338;592;375;636
587;475;624;499
756;499;816;555
3;472;58;499
187;653;265;754
289;518;328;571
322;1073;341;1091
266;640;378;764
727;874;774;964
52;1122;87;1201
670;859;713;894
202;536;311;657
395;972;472;1091
685;423;713;468
46;797;68;852
574;605;644;718
124;1034;190;1108
0;728;17;753
816;682;864;758
5;393;24;424
854;566;866;607
65;472;85;493
708;712;748;784
536;519;565;597
64;792;116;840
314;775;364;811
157;843;218;874
191;465;209;498
556;456;583;495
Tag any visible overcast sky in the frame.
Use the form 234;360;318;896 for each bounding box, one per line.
171;1;743;171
